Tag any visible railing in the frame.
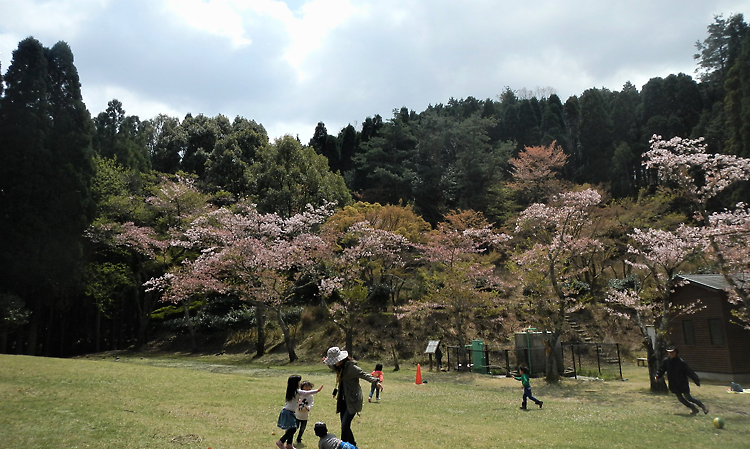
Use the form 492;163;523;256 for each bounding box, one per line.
440;342;623;380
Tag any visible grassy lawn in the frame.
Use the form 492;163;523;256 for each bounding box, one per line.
1;353;748;448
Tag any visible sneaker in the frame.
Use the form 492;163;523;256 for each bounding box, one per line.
538;401;543;409
701;404;709;414
520;404;527;410
368;397;371;402
285;444;297;449
276;441;284;449
690;408;699;415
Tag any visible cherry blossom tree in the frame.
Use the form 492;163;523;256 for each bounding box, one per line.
644;135;750;323
320;221;414;357
86;174;211;349
508;141;569;203
419;211;509;369
512;188;603;382
604;226;705;390
146;200;335;360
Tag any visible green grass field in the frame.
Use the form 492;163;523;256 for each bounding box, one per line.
1;353;748;448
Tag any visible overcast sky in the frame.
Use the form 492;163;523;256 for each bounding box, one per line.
1;0;749;143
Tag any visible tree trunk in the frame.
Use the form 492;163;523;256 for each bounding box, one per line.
646;335;668;392
184;301;197;353
391;344;400;371
95;307;101;353
275;308;297;362
0;328;7;353
135;286;159;351
345;328;354;359
255;305;266;357
455;310;468;370
544;331;561;383
26;314;39;356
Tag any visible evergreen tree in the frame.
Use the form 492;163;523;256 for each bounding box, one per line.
563;96;581;180
0;38;95;355
251;135;351;217
147;114;183;174
360;114;383;143
351;110;417;206
694;14;748;88
540;94;568;149
337;124;358;173
93;99;150;172
517;99;540;148
179;113;226;178
204;116;267;195
609;82;645;196
724;32;750;158
611;82;641;145
308;122;340;171
577;88;614;185
480;98;503;143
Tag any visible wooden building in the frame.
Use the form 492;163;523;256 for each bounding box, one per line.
667;274;750;383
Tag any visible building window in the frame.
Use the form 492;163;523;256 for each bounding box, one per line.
708;318;725;346
682;320;695;345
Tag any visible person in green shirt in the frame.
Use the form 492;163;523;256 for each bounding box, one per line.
514;365;543;410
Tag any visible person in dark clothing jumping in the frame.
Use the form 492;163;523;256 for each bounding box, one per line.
655;346;709;415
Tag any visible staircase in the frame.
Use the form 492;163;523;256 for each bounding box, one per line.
565;315;620;364
565;315;593;343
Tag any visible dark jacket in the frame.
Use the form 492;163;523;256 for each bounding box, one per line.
656;356;700;394
335;359;379;414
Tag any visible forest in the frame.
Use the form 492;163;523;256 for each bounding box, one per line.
0;14;748;380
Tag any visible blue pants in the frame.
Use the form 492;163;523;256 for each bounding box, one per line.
369;383;380;399
340;442;357;449
522;386;541;406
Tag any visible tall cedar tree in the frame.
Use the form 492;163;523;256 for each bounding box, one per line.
0;38;95;355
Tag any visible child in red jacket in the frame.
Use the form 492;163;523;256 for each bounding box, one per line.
368;363;383;402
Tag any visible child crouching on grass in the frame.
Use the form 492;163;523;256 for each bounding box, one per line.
314;422;357;449
514;365;543;410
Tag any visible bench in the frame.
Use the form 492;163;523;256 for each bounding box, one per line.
637;357;648;367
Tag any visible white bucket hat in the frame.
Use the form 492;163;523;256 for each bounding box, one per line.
324;346;348;366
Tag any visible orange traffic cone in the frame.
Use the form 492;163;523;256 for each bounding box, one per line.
415;363;423;384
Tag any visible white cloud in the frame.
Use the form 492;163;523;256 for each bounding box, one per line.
162;0;253;49
3;0;750;145
0;0;108;69
84;84;185;122
283;0;359;79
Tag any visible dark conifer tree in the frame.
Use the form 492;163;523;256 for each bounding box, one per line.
147;114;183;173
0;38;95;355
562;96;581;179
337;124;357;172
724;31;750;158
540;94;567;149
517;99;540;148
577;88;614;185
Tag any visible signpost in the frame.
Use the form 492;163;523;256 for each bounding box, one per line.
425;340;441;371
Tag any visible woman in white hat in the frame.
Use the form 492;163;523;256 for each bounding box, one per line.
324;346;383;447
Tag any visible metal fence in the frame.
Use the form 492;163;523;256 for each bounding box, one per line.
444;345;512;375
442;342;623;379
562;342;623;380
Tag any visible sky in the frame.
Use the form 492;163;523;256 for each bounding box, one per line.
1;0;749;144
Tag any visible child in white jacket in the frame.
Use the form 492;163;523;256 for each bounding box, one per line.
295;380;316;445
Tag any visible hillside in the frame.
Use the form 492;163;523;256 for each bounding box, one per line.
142;302;645;372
